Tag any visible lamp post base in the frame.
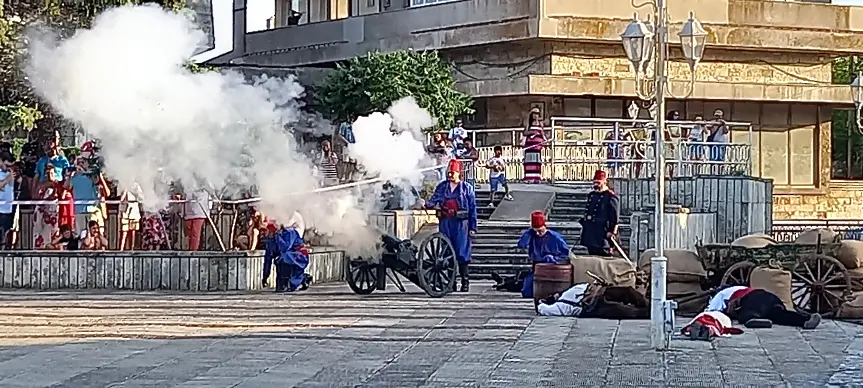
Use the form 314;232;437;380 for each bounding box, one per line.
649;255;676;350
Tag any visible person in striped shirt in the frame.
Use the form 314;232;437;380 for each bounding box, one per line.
316;140;339;187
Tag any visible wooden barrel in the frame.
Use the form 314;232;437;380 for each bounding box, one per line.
533;263;574;309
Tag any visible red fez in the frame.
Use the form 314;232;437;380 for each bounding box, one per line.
447;159;462;173
593;170;607;181
530;211;545;228
265;221;278;233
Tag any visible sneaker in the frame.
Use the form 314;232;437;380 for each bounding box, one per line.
803;313;821;330
487;203;495;208
744;318;773;329
504;194;514;201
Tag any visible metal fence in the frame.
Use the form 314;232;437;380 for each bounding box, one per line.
771;219;863;242
465;117;753;183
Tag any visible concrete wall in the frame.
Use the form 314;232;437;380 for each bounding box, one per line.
0;250;346;291
610;176;773;243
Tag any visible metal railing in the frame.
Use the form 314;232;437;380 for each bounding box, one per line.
459;117;753;183
772;219;863;242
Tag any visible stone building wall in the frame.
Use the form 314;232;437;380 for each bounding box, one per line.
773;184;863;219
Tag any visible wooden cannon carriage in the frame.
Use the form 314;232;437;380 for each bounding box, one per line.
345;225;459;298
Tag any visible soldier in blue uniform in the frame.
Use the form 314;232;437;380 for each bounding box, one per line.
579;170;620;256
426;159;478;292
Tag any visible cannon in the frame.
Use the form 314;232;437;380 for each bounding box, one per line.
346;225;458;298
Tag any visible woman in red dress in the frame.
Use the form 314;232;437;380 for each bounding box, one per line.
33;164;74;249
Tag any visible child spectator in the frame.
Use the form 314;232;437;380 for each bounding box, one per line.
485;146;513;207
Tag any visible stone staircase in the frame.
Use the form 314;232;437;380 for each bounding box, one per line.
547;192;589;222
474;191;505;220
466;186;635;279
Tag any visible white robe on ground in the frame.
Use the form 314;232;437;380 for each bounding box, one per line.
537;283;590;317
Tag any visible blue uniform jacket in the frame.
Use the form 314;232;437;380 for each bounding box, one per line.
517;229;571;298
425;181;478;263
262;228;310;287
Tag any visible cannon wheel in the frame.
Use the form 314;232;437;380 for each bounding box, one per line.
346;258;379;295
720;261;756;287
791;254;852;316
416;232;457;298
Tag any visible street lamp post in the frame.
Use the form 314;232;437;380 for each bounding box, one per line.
851;73;863;131
620;2;707;350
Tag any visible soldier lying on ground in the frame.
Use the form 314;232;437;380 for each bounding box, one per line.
536;282;649;319
706;285;821;329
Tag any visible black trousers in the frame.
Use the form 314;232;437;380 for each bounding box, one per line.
737;289;809;327
457;261;469;282
585;287;649;320
579;224;611;256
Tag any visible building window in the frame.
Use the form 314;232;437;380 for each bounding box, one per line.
831;109;863;180
410;0;457;7
367;0;375;6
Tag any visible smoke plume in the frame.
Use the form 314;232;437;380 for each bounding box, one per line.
23;4;435;255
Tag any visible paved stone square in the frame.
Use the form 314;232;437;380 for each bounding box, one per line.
0;282;860;387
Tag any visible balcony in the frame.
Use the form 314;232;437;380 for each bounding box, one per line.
237;0;863;69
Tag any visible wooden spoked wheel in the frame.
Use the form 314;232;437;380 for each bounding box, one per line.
720;261;756;287
417;232;457;298
346;258;379;295
791;255;852;315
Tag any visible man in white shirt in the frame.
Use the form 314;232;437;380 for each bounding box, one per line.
706;109;730;173
183;189;211;251
0;152;16;249
537;283;649;319
484;146;513;207
448;119;467;150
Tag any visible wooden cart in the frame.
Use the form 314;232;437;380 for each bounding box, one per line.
694;237;853;316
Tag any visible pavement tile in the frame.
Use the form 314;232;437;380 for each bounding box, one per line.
0;284;859;387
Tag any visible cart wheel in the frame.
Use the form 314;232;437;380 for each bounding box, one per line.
791;254;852;315
720;261;756;287
417;232;457;298
346;258;378;295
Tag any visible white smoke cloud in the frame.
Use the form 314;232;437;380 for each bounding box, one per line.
22;4;437;255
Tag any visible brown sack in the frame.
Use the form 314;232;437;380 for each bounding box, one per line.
837;240;863;270
570;253;637;287
667;282;709;315
795;228;839;245
731;234;778;248
837;292;863;319
638;249;706;283
749;266;795;311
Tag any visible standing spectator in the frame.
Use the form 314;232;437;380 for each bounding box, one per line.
315;140;339;187
485;145;513;207
183;188;211;251
35;140;69;184
119;183;143;250
141;206;171;250
0;152;16;249
81;220;108;250
427;134;450;180
66;162;106;234
334;119;357;183
687;114;706;160
706;108;730;173
522;108;547;183
33;164;67;249
604;126;630;177
448;118;467;154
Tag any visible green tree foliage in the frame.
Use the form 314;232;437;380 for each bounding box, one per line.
831;56;863;179
0;0;185;142
316;50;474;131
